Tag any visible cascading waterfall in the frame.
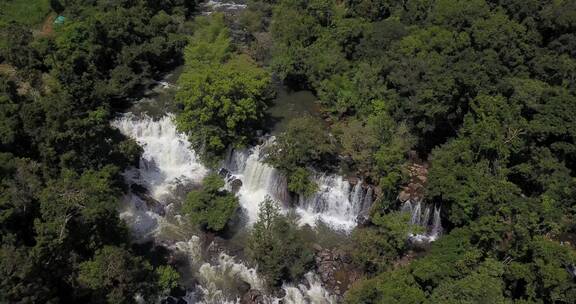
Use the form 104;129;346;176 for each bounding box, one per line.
171;236;335;304
223;142;374;231
112;113;207;200
113;112;336;303
201;0;247;15
222;140;289;224
108;0;345;300
119;194;162;241
401;200;443;243
112;113;208;241
279;273;337;304
297;175;373;232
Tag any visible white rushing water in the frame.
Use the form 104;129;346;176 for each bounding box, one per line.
172;237;335;304
401;200;443;242
201;0;247;15
297;175;372;232
110;0;344;300
222;140;289;224
112;113;208;241
112;113;208;200
113;113;336;303
223;141;373;232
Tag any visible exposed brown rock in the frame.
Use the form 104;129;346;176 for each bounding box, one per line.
398;190;411;202
399;156;430;203
314;248;362;299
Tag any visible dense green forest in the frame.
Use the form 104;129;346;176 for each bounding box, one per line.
237;0;576;302
1;0;576;303
0;0;192;302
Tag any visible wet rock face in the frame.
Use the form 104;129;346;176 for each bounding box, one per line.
241;289;265;304
313;246;360;298
398;162;429;203
219;168;243;194
161;296;187;304
230;178;243;193
131;183;166;215
567;264;576;280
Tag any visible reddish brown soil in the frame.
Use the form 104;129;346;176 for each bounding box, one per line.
39;13;56;37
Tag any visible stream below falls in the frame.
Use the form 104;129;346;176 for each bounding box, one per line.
110;1;442;302
112;70;357;303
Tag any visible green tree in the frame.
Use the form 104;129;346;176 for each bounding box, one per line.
344;269;426;304
265;115;335;196
176;15;273;162
351;211;419;273
0;1;194;302
156;265;180;292
182;173;238;232
286;167;318;197
429;259;509;304
247;197;314;287
266;116;335;171
78;246;156;304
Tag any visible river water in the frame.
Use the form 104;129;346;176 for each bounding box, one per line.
110;1;442;302
110;49;355;304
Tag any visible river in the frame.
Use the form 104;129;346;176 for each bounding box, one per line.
110;1;442;302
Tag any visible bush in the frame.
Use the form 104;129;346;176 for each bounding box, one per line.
247;197;314;287
286;167;318;196
176;15;273;163
182;173;239;232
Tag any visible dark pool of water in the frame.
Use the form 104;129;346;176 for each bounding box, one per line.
265;84;320;135
127;66;184;118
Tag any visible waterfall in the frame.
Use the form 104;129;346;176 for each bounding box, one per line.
171;237;335;304
196;253;264;304
297;176;373;232
113;113;338;303
277;272;337;304
118;194;162;241
224;144;374;231
222;140;288;224
401;200;443;243
112;113;207;201
361;187;373;217
112;113;208;241
202;0;247;13
223;140;374;232
111;109;345;303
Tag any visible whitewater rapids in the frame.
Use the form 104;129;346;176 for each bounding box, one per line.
112;113;338;303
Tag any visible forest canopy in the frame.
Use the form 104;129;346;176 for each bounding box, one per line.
0;0;194;302
1;0;575;303
238;0;576;302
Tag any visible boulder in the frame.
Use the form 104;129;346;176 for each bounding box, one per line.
398;191;411;202
241;289;266;304
230;178;243;193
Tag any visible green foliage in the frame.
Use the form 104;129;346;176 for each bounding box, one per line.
267;115;335;171
35;166;129;251
265;115;335;195
344;269;426;304
0;0;51;27
247;197;314;287
78;246;156;304
0;1;192;302
182;173;239;232
262;1;576;303
286;167;318;196
429;259;509;304
351;212;419;273
176;15;273;163
156;265;180;292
